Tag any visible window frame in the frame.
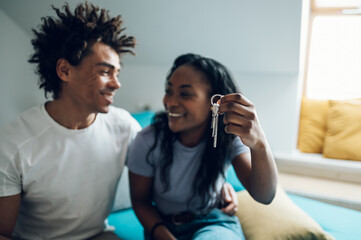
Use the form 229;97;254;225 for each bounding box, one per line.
302;0;361;96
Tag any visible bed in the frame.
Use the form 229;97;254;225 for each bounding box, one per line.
106;111;361;239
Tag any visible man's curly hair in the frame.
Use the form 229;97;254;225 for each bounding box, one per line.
28;2;136;99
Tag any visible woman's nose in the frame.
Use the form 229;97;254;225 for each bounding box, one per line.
165;95;179;107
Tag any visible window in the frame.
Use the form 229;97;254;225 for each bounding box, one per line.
303;0;361;100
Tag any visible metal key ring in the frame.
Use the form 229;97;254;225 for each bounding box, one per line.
211;94;223;105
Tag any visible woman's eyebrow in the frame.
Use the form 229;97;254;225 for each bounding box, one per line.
180;84;193;89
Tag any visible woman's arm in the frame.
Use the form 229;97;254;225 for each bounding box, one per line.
232;151;277;204
129;171;176;240
219;93;278;204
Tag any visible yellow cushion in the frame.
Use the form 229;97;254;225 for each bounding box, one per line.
235;186;334;240
323;99;361;161
298;98;329;153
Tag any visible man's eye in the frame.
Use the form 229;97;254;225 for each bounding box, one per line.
100;70;109;75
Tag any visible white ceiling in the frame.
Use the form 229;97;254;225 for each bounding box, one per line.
0;0;302;73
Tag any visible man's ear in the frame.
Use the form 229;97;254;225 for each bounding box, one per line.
56;58;71;82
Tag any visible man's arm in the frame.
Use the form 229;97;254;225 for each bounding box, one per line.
0;194;21;239
219;182;239;216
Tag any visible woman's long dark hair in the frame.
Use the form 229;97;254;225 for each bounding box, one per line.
147;53;240;212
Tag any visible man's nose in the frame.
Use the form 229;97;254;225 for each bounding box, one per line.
109;75;121;89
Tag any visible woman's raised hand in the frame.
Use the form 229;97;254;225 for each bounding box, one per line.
219;93;266;150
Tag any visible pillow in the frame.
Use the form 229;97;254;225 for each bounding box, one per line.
111;166;132;212
235;186;334;240
297;97;329;153
323;99;361;161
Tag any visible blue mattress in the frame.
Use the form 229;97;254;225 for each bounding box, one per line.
108;196;361;240
108;169;361;240
289;194;361;239
108;111;361;239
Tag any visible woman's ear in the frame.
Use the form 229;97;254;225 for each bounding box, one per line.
56;58;71;82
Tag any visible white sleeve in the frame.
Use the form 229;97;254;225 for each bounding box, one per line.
229;137;250;163
0;143;22;196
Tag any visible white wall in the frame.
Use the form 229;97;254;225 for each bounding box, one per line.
0;8;43;127
116;65;300;154
0;0;303;154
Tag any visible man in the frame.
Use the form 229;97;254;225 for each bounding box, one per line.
0;2;140;239
0;2;240;239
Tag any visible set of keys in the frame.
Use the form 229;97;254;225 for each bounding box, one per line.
211;94;223;148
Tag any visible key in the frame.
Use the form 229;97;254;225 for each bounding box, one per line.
212;103;219;140
211;94;223;148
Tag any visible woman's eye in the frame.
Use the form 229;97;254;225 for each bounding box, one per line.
181;92;192;97
165;89;172;95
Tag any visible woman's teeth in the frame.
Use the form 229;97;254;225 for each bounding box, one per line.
168;112;184;117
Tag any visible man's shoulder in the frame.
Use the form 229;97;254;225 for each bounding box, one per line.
1;105;44;133
0;105;47;151
100;106;141;132
108;106;131;117
105;106;135;123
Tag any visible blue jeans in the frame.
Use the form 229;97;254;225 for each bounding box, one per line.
145;209;245;240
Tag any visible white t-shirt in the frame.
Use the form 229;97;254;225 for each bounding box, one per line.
127;126;249;215
0;104;141;240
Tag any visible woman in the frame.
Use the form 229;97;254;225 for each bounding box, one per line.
128;53;278;240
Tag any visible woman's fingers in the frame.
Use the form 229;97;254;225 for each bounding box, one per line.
219;94;254;118
223;111;254;127
218;93;265;148
220;93;252;107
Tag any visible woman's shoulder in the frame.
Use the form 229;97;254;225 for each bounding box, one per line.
133;125;157;146
127;124;160;172
138;125;156;137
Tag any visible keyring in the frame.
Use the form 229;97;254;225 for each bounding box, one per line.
211;94;223;105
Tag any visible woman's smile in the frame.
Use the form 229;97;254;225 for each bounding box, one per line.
166;111;185;118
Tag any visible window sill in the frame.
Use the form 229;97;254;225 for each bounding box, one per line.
275;151;361;211
274;151;361;184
